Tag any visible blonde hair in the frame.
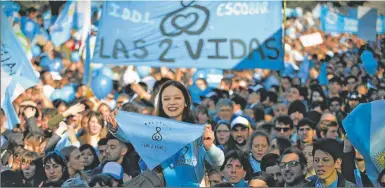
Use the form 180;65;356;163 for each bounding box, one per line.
21;151;40;164
24;134;46;154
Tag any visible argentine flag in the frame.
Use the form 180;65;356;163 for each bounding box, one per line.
50;1;76;47
1;7;39;130
343;100;385;187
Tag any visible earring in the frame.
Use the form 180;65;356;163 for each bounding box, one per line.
185;104;187;107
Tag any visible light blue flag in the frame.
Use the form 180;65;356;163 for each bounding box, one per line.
357;7;377;41
347;7;358;19
320;5;358;34
377;15;385;34
42;9;52;30
206;69;223;88
50;1;76;47
1;7;39;130
20;16;40;42
318;62;328;86
93;1;283;70
115;111;204;170
342;100;385;187
298;54;310;85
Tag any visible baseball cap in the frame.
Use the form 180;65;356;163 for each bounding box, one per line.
230;116;250;130
102;162;124;180
200;91;218;103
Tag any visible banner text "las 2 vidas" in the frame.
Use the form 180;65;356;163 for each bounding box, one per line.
94;1;283;70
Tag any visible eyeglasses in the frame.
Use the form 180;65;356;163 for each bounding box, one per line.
274;127;291;132
279;161;300;169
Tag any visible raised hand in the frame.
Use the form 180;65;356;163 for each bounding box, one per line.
105;113;118;132
55;121;68;136
63;103;85;118
23;106;37;119
202;124;215;150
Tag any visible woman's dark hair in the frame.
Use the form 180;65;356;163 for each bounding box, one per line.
253;107;265;123
156;80;195;123
273;136;292;156
312;138;343;162
89;174;114;187
309;84;328;110
43;151;70;183
52;99;68;109
79;144;100;171
248;131;270;152
251;171;276;187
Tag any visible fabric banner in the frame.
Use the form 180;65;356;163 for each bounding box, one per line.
343;100;385;187
115;111;204;170
320;5;358;34
299;32;323;47
93;1;283;70
1;7;39;129
50;1;76;47
357;7;377;41
320;5;385;35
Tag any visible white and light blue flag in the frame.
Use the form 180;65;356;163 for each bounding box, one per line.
50;1;76;47
115;111;204;170
343;100;385;187
1;7;39;130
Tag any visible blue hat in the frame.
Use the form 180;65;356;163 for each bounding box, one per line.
102;162;123;180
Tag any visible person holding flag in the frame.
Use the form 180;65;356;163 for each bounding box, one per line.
106;80;224;187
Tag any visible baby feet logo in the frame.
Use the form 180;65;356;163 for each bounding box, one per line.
152;127;163;141
326;11;338;25
160;0;210;37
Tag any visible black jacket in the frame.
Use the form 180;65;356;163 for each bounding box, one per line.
303;172;357;187
342;150;373;187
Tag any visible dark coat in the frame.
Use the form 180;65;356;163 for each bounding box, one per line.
303;172;357;187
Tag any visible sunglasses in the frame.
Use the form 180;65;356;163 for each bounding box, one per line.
355;158;364;162
279;161;300;169
274;127;291;132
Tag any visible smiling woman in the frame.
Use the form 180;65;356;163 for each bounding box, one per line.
117;80;224;187
156;80;195;123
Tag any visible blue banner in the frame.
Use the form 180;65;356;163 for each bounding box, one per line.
343;100;385;187
115;111;204;170
321;6;385;35
50;1;76;46
320;5;358;34
1;7;39;129
358;7;377;41
94;1;283;70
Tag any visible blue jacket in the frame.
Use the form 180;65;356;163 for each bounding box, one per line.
112;125;224;187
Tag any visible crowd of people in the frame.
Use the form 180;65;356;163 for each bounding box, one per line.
1;2;385;187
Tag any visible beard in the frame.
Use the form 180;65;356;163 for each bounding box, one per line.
287;174;305;186
236;138;247;146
